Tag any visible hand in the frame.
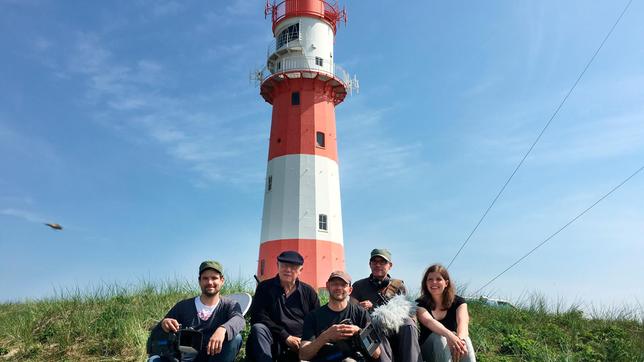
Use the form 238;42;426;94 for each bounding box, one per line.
161;318;180;333
371;346;381;359
207;327;227;355
322;324;361;342
359;300;374;310
447;334;467;360
285;335;302;351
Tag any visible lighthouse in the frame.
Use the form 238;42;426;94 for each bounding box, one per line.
256;0;356;289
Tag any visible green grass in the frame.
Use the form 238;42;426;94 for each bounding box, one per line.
0;281;642;361
468;295;644;362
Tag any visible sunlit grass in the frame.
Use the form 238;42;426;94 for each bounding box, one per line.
0;279;642;361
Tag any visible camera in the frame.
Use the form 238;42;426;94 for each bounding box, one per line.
177;327;203;355
147;324;204;361
328;318;382;361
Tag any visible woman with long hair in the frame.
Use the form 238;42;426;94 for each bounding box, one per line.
416;264;476;362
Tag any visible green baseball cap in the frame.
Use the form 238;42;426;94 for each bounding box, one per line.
199;260;224;275
370;248;392;262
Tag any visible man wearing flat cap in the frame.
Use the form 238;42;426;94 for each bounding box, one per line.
350;249;421;362
247;251;320;362
158;260;245;361
300;271;389;362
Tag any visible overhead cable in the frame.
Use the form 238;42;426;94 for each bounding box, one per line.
474;164;644;295
447;0;634;269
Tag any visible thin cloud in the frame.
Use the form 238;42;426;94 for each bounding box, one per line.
536;111;644;163
1;208;47;224
151;1;183;17
0;121;62;166
225;0;257;16
472;108;644;166
339;101;426;187
67;33;266;187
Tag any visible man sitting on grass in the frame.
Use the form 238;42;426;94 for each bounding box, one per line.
350;249;420;362
246;251;320;361
156;260;245;362
299;271;389;362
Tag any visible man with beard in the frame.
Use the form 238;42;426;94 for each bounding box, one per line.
350;249;420;362
299;271;389;362
159;261;244;362
246;251;320;361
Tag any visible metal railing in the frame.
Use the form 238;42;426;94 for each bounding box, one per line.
266;36;302;58
266;0;346;32
255;55;358;94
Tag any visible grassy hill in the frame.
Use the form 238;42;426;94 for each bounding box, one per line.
0;280;642;361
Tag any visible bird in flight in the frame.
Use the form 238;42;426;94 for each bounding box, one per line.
45;223;63;230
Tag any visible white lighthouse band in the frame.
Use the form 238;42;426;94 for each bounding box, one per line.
261;153;343;245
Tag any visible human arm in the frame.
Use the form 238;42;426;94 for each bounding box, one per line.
299;324;361;360
160;318;180;333
219;300;245;341
455;303;470;339
161;300;185;333
350;281;375;310
207;326;227;355
371;345;382;359
283;284;320;351
285;335;302;350
248;282;291;342
416;306;467;356
358;300;374;310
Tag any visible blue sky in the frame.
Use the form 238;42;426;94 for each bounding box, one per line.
1;0;642;313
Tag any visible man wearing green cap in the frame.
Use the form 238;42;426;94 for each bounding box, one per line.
350;249;420;362
158;260;245;361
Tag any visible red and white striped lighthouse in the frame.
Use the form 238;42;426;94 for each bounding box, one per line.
256;0;356;289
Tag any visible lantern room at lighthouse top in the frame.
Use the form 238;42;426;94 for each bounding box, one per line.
264;0;347;76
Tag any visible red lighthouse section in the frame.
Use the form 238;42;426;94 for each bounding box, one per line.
266;77;339;162
266;0;347;34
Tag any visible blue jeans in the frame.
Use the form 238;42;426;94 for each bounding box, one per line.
183;333;243;362
420;333;475;362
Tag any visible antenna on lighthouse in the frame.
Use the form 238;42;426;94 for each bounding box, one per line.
249;67;266;86
349;75;359;95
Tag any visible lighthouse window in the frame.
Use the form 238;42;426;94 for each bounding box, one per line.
267;175;272;191
260;259;265;276
318;214;328;231
276;23;300;50
291;92;300;105
316;132;325;148
315;57;324;66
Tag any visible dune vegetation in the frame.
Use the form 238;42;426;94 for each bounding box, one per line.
0;280;642;361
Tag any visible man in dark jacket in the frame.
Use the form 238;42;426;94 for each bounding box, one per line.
246;251;320;362
350;249;420;362
159;260;245;362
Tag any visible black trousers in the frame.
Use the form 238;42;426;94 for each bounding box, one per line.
246;323;299;362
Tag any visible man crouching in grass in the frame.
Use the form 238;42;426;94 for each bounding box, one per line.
159;260;245;362
299;271;388;362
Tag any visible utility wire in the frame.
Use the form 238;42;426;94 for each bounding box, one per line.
474;164;644;295
447;0;634;269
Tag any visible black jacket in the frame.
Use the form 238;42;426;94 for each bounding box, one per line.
249;275;320;342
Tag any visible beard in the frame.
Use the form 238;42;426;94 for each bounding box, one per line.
329;293;348;302
201;287;219;297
